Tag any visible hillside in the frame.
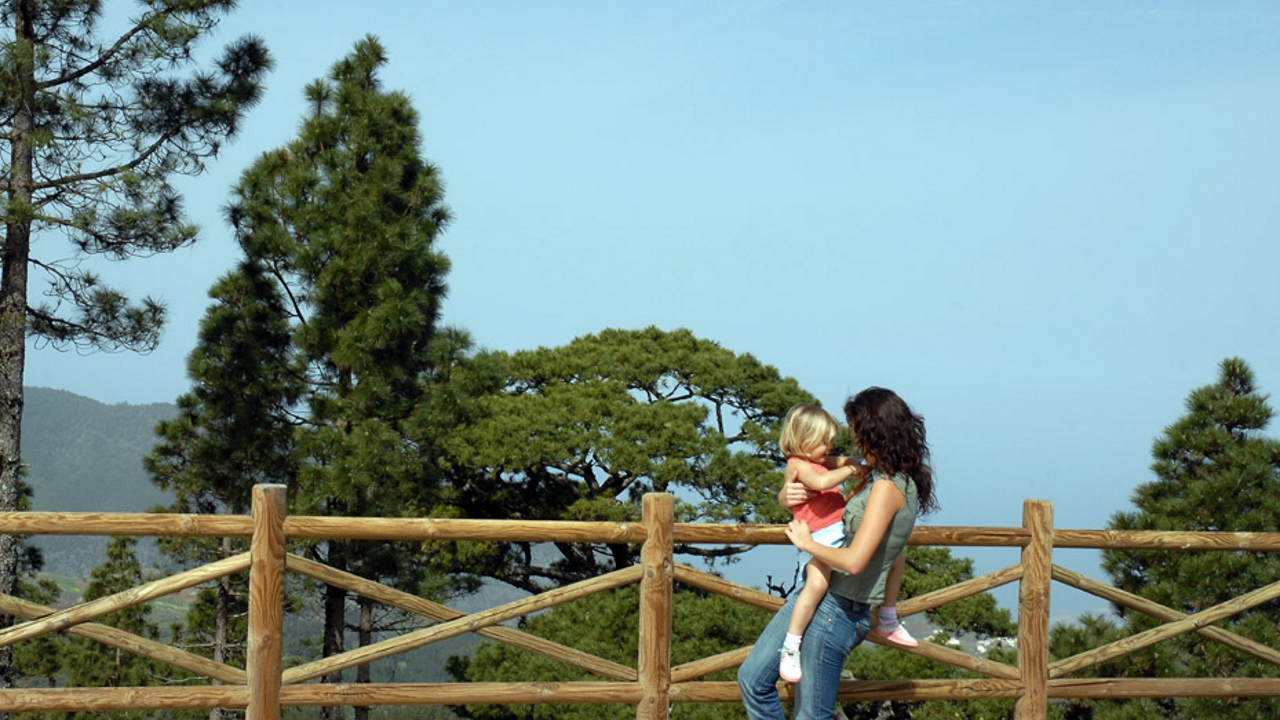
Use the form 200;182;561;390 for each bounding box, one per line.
17;387;505;685
22;386;178;576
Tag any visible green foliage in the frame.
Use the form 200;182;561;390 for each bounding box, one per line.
840;546;1017;719
434;326;817;593
899;547;1013;638
1051;358;1280;719
451;585;769;720
142;227;303;695
147;259;301;515
1;0;272;351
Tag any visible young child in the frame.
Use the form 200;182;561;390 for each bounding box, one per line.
777;404;916;684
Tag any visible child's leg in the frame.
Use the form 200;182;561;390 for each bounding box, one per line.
874;552;918;646
778;559;832;682
787;559;832;637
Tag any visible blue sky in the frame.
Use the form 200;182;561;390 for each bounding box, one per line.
26;1;1280;618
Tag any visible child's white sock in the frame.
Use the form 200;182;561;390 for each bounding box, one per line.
783;632;803;651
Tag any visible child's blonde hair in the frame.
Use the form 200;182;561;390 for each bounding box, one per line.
779;404;840;459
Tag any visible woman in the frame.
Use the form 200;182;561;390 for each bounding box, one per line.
738;387;938;719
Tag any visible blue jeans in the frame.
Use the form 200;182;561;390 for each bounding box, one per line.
738;590;871;719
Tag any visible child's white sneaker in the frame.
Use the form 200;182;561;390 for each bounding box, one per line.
778;646;802;683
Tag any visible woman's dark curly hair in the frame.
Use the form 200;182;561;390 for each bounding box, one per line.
844;387;938;514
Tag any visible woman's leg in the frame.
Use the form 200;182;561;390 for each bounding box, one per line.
793;594;870;720
739;593;799;719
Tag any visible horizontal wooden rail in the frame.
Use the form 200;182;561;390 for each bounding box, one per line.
12;512;1276;550
0;512;254;536
1052;528;1280;551
0;685;250;713
8;675;1280;714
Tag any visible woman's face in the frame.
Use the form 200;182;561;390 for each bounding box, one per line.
849;421;876;467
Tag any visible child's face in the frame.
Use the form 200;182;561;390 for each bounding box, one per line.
805;441;832;463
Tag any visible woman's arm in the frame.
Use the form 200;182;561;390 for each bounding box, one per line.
786;479;906;575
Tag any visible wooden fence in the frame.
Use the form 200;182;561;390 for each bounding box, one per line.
3;485;1280;719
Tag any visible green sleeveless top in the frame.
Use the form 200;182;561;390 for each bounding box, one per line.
826;470;919;605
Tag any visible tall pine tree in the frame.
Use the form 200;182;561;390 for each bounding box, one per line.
0;0;270;694
151;36;470;720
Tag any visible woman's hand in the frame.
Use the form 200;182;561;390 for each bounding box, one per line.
785;519;814;552
778;478;816;509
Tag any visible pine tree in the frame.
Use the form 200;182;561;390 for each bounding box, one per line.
1073;358;1280;719
152;36;465;720
432;326;819;592
0;0;271;693
145;259;299;720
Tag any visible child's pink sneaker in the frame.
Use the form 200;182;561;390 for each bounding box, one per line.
873;624;918;648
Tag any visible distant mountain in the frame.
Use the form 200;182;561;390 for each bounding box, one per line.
18;387;497;684
21;386;178;576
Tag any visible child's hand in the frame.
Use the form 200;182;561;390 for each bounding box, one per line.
785;519;813;551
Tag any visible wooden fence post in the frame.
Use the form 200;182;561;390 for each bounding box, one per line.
637;493;674;720
1016;499;1053;720
248;484;287;720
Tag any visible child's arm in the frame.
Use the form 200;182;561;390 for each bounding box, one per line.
822;455;858;469
787;457;858;492
823;455;869;483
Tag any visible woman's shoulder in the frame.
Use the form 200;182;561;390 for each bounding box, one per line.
868;468;908;482
868;469;912;492
869;469;921;514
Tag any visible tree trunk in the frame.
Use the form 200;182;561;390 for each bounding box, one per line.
355;598;373;720
208;536;233;720
0;1;38;708
321;540;348;720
